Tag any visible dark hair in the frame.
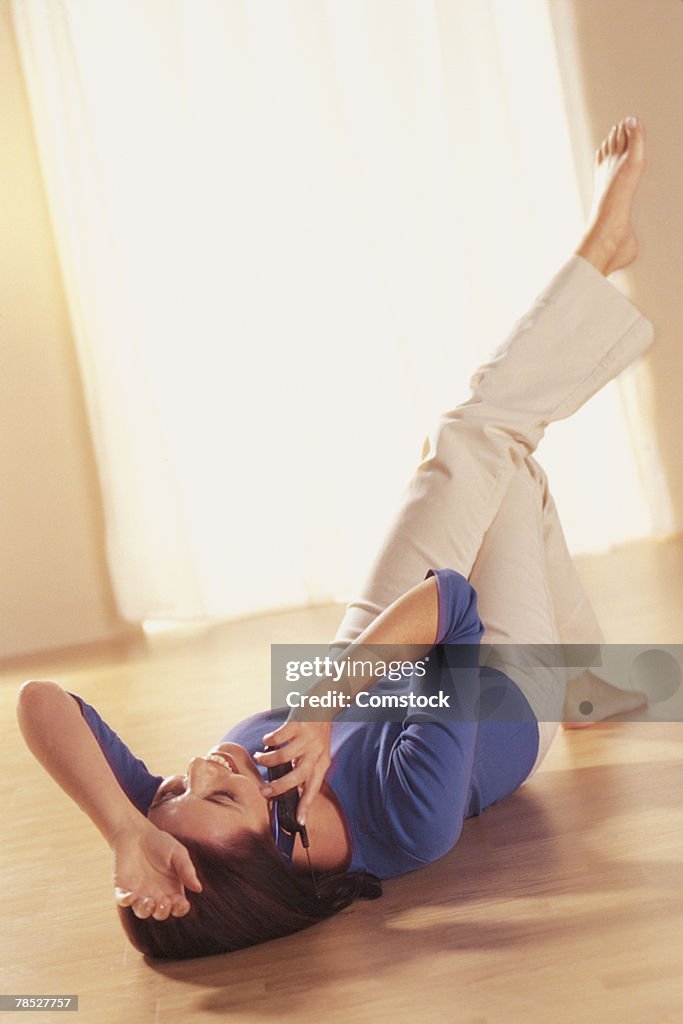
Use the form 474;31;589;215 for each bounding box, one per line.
118;831;382;960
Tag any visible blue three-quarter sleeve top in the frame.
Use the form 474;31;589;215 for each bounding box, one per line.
68;568;539;879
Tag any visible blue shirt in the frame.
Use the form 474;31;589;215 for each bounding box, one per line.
68;568;539;880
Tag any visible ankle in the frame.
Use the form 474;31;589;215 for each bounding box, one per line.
574;233;618;277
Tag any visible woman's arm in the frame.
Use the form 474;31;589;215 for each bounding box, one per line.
257;569;483;836
17;681;202;919
287;574;441;713
255;574;442;820
17;680;150;845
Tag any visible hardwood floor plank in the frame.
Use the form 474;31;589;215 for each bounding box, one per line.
4;536;683;1023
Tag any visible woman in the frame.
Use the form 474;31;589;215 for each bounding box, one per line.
17;115;653;960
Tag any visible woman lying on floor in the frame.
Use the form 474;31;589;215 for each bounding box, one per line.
18;115;652;960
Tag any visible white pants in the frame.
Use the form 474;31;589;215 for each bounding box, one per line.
332;255;655;775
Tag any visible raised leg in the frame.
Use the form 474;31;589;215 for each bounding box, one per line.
333;250;653;652
333;114;651;647
331;116;654;764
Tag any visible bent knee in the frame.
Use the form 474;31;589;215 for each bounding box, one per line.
422;417;530;483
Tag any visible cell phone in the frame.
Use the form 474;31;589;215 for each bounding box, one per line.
263;745;319;897
263;746;310;849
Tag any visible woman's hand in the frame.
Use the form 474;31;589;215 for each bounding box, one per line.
111;820;203;920
255;718;332;826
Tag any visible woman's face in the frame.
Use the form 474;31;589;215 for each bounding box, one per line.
146;742;272;844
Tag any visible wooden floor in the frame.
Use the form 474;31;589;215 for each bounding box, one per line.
4;535;683;1024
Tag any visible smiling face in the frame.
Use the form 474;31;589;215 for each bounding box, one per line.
147;742;272;845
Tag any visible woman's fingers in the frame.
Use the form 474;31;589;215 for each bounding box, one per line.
131;895;156;919
253;746;295;768
254;736;311;785
258;721;332;799
254;742;312;772
116;891;192;919
257;725;330;767
260;748;329;800
115;885;192;919
171;844;202;893
259;756;313;799
171;897;191;917
296;763;329;823
114;887;136;908
262;721;296;747
151;901;172;922
111;822;201;923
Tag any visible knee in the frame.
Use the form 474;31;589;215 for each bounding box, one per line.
423;414;534;477
422;416;481;463
523;454;550;491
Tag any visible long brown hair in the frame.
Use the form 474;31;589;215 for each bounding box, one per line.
118;831;382;960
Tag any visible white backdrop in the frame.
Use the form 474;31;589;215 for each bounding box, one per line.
12;0;657;622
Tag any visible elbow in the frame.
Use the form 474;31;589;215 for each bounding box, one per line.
17;679;63;713
413;826;464;866
392;811;465;864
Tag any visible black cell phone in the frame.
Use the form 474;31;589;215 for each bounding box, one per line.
263;746;310;849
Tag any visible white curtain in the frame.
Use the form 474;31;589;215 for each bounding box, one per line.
12;0;657;623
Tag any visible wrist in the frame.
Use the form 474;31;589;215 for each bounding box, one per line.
106;811;151;850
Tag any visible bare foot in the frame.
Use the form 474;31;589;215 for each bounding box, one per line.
561;669;649;729
574;115;646;276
